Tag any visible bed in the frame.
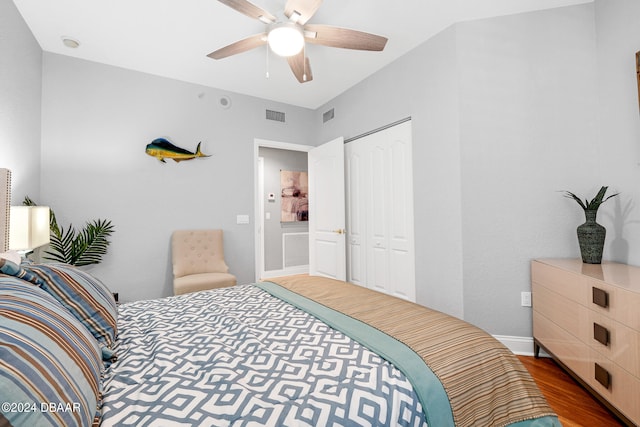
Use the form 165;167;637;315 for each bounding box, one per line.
0;259;561;427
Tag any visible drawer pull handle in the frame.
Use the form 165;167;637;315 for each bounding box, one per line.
592;287;609;308
593;323;609;346
594;363;611;389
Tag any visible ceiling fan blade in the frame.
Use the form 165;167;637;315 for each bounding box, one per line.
304;24;388;51
287;51;313;83
207;33;267;59
284;0;323;25
217;0;276;23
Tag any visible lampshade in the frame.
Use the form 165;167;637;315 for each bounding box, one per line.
9;206;50;251
267;23;304;57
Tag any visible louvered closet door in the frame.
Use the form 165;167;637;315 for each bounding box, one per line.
346;121;415;301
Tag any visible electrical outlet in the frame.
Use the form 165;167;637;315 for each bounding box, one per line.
521;291;532;307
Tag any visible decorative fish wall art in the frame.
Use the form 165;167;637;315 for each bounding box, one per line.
145;138;211;163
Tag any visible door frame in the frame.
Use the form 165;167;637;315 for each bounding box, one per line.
253;139;312;282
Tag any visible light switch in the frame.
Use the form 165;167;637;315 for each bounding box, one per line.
265;212;271;220
236;214;249;224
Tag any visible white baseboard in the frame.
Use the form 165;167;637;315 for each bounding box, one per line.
493;335;550;357
260;266;309;280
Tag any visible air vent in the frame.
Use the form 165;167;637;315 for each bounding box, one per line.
323;108;335;123
266;109;285;122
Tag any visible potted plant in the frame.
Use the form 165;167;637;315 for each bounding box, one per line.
562;186;618;264
23;196;115;266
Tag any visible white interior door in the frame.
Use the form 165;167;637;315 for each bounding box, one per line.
308;137;346;280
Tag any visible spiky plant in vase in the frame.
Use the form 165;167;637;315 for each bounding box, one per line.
562;186;618;264
23;196;115;266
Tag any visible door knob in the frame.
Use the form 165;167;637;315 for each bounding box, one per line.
333;229;345;234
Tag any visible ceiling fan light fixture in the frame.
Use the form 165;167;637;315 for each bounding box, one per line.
267;23;304;57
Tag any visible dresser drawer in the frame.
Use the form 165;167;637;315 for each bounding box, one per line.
612;363;640;425
532;281;583;338
586;278;616;316
533;310;591;379
584;276;640;331
586;351;640;425
614;287;640;332
532;261;588;305
582;310;640;377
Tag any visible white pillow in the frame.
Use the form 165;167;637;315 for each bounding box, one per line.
0;251;21;265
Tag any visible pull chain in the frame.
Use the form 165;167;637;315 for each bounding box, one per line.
302;43;307;82
265;43;270;79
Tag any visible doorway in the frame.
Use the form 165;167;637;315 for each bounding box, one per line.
254;139;312;281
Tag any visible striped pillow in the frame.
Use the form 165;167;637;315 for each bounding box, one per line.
0;258;43;286
23;263;118;361
0;276;103;427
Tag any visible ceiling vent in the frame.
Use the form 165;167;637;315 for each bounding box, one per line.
266;109;285;123
323;108;335;123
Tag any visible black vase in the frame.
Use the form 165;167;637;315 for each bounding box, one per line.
577;210;606;264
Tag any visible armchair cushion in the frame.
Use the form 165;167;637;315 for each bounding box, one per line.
172;230;229;278
171;229;236;295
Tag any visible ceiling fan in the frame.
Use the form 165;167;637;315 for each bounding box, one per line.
207;0;388;83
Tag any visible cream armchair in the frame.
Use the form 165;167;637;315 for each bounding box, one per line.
171;229;237;295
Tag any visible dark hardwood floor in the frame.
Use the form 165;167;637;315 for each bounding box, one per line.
517;356;626;427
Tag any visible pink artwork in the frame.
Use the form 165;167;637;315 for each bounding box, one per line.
280;170;308;222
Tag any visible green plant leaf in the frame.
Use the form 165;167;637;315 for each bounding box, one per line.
562;191;587;210
562;186;618;212
23;196;115;266
73;219;115;267
44;225;76;264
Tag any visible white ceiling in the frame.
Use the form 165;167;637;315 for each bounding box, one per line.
13;0;591;109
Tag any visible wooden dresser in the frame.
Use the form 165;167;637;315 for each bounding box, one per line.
531;259;640;426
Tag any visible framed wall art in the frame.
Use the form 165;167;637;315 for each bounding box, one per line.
280;170;308;222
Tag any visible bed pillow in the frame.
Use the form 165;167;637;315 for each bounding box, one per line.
0;258;45;286
0;250;21;265
22;263;118;361
0;275;103;427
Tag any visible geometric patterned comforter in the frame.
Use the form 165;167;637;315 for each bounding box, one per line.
101;284;426;426
262;276;560;427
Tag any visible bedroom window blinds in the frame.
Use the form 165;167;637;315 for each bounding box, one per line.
0;168;11;251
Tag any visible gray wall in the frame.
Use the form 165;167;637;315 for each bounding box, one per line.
0;0;42;200
593;0;640;264
316;26;466;319
40;54;315;301
314;3;615;338
259;146;308;272
457;5;599;336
